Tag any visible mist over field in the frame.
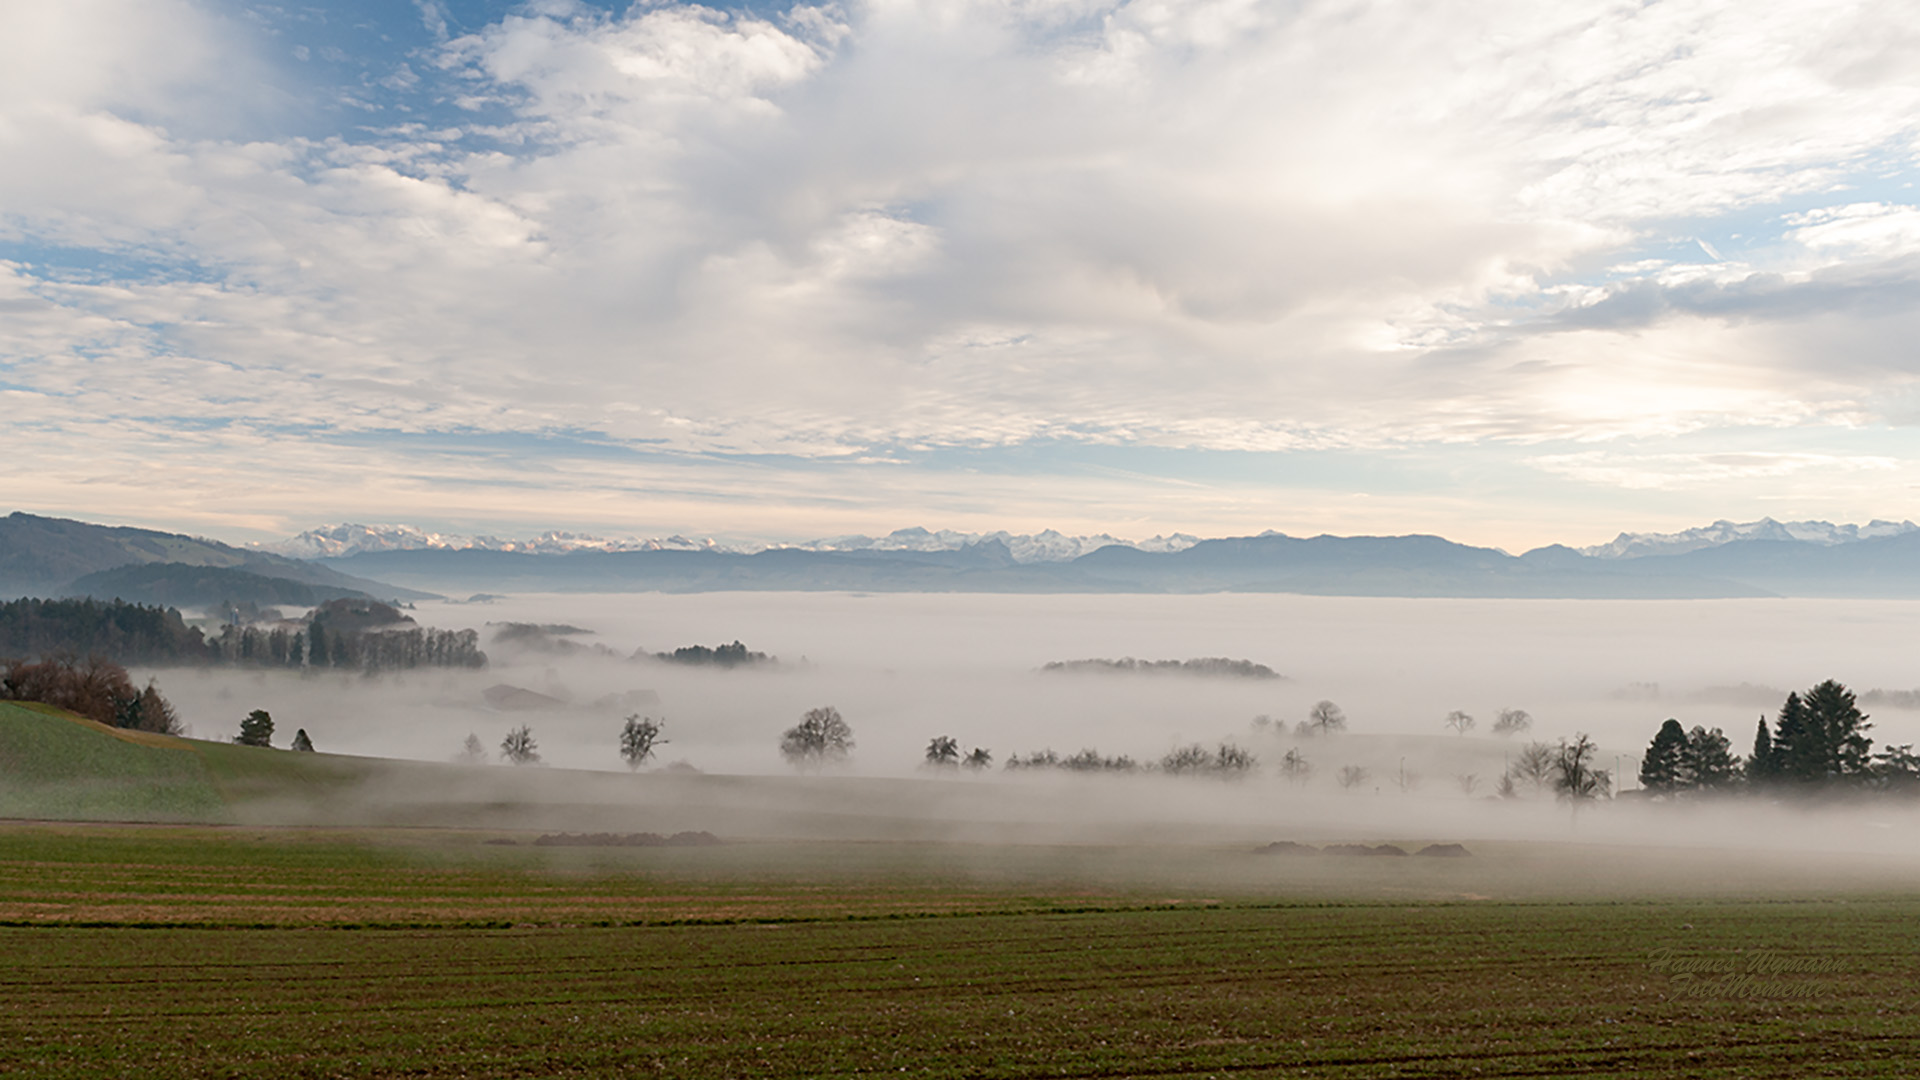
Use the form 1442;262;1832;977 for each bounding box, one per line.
122;591;1920;857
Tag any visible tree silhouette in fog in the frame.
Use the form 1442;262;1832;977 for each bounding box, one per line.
781;707;853;769
501;724;541;765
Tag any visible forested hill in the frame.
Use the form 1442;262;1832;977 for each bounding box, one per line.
0;512;426;603
0;598;210;664
0;597;484;672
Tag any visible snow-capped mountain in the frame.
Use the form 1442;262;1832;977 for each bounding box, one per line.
263;524;1201;564
784;527;1200;563
1580;518;1918;559
262;524;723;559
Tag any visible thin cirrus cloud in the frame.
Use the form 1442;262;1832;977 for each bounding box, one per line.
1;0;1920;547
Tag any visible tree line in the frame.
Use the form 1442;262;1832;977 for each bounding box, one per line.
0;597;485;673
1639;679;1916;797
0;653;181;734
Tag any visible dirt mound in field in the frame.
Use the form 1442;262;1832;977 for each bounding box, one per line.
1322;843;1407;856
532;831;721;848
1255;841;1317;855
1415;843;1472;857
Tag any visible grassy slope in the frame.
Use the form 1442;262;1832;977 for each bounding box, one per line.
0;702;227;821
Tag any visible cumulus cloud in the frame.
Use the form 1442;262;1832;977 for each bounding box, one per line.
4;0;1920;540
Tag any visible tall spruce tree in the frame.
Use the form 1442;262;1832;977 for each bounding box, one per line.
1802;679;1873;785
1747;716;1776;786
1639;719;1689;795
1772;691;1814;784
1683;725;1741;792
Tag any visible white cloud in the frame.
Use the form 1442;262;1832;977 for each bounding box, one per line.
1529;450;1900;491
6;0;1920;538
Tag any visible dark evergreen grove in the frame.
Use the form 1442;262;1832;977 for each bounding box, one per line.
1641;679;1919;798
0;597;485;673
0;598;210;664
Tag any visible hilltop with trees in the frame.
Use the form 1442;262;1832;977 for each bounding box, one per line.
0;596;484;674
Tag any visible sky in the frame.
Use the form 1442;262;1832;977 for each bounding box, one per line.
5;0;1920;552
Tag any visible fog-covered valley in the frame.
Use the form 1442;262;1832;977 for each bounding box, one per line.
141;592;1920;818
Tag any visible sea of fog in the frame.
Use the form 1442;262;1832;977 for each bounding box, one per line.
141;592;1920;787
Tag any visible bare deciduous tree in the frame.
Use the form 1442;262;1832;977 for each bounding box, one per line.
1299;700;1347;737
1336;765;1369;790
1444;710;1475;736
780;706;854;768
924;735;960;768
1492;708;1533;737
501;724;540;765
620;715;666;770
1552;733;1611;807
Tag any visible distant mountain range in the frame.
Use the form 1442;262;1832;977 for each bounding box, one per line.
264;523;1202;564
15;511;1920;603
275;516;1916;567
1578;518;1917;559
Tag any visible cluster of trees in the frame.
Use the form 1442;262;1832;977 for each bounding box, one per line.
449;715;670;770
0;598;209;664
0;653;181;734
1002;748;1139;772
930;738;1259;777
1440;708;1534;737
227;709;314;751
1639;680;1917;797
645;641;773;668
211;623;484;673
1041;657;1281;679
0;596;485;674
1255;700;1351;738
923;736;994;770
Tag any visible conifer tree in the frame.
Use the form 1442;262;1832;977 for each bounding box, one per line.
1747;716;1776;785
1682;725;1740;791
1639;719;1688;795
235;709;273;747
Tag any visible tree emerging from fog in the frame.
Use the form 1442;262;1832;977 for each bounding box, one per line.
1336;765;1369;790
924;736;960;768
1279;748;1311;784
1640;719;1689;795
1551;733;1610;806
1507;741;1556;796
501;724;541;766
1298;700;1346;737
1491;708;1532;737
455;733;487;765
1443;710;1475;736
962;747;993;770
620;715;667;770
780;706;854;769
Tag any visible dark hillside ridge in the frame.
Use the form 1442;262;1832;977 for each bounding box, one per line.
66;563;376;608
0;512;428;602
